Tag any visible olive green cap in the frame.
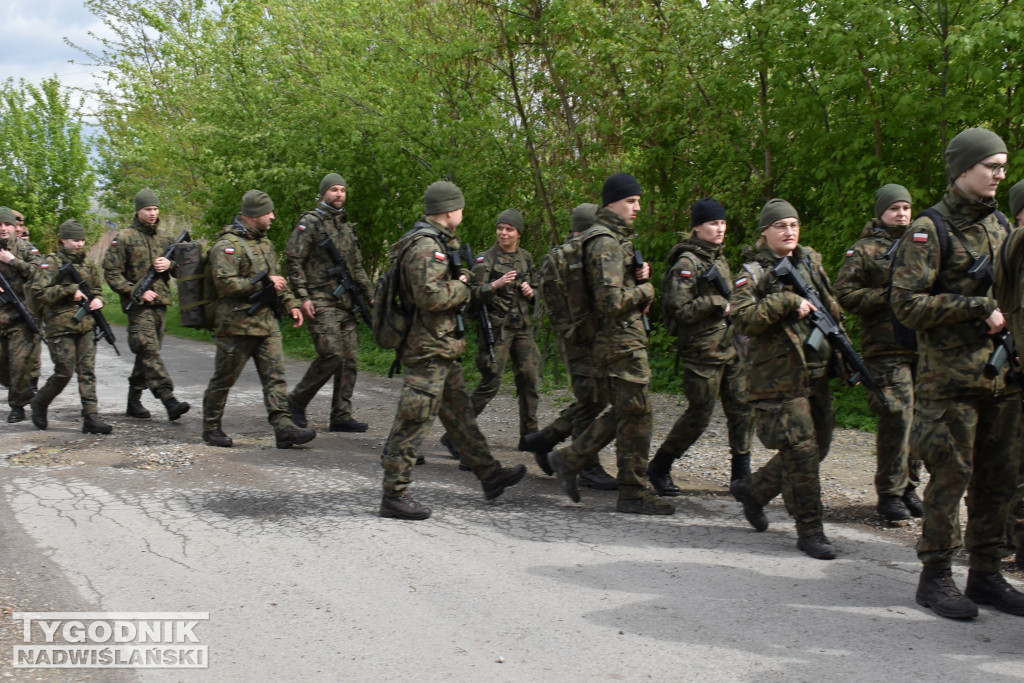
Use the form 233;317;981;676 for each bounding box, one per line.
0;207;17;225
134;188;159;212
945;127;1007;182
423;181;465;215
1009;179;1024;221
496;208;524;233
759;198;799;229
59;219;87;240
241;189;275;217
319;173;346;197
570;203;598;234
874;184;912;222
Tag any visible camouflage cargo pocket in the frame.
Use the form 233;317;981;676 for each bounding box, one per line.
754;397;813;450
397;372;439;421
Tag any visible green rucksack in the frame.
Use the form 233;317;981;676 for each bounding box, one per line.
538;225;610;346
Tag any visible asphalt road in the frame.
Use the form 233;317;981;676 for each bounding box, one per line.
1;326;1022;681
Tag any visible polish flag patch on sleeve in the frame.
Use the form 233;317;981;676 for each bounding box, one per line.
433;251;446;261
40;263;49;269
679;269;692;278
476;256;485;263
845;249;855;257
224;247;235;255
111;239;117;245
912;232;929;243
735;276;749;288
297;224;306;231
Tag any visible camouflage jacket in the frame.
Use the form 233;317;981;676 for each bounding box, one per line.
733;244;840;401
834;220;916;360
285;203;372;309
891;186;1017;400
471;243;535;330
662;236;735;364
102;216;178;310
30;248;103;336
396;217;477;367
0;235;41;325
584;207;655;376
210;218;299;337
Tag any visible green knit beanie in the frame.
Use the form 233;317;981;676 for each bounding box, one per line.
571;203;598;234
59;219;87;240
134;188;159;212
496;208;524;233
759;198;799;229
319;173;347;197
0;207;16;225
945;127;1007;182
241;189;275;217
874;184;912;222
1009;179;1024;221
423;181;465;215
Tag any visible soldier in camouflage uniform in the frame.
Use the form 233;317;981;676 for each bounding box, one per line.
834;184;923;522
12;209;42;398
520;203;618;490
728;199;839;560
0;206;41;423
285;173;373;433
892;127;1024;620
548;173;674;515
102;189;190;422
648;198;753;496
379;181;527;521
200;190;316;450
28;220;112;434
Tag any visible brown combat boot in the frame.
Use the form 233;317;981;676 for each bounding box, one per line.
82;413;112;435
379;494;432;520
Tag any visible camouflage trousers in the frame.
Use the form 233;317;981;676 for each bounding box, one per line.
561;372;652;499
537;369;612;465
1009;423;1024;552
745;375;834;538
658;359;751;460
203;332;294;432
470;325;540;435
383;358;501;497
866;355;921;498
126;306;174;400
36;331;98;415
288;306;359;424
913;394;1021;572
0;320;36;408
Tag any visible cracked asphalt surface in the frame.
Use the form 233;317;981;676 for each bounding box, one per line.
2;326;1022;681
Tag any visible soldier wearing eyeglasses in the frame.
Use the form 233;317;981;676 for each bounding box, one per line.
892;127;1024;620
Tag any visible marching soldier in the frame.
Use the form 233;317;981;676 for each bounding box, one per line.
648;197;753;495
103;189;190;421
286;173;373;433
201;190;315;450
0;206;40;423
29;220;112;434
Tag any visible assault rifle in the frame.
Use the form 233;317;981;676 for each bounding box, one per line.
634;248;651;333
457;243;496;363
126;229;191;311
0;269;44;341
58;262;120;355
703;262;732;302
318;237;372;326
771;257;886;407
967;254;1024;385
247;270;286;319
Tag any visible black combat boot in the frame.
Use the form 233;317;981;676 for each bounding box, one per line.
329;418;369;432
481;464;527;500
202;428;233;447
579;463;619;490
730;451;751;482
161;396;190;421
916;566;978;619
877;495;912;522
902;488;924;518
125;399;151;418
519;430;555;455
439;433;460;459
548;450;580;503
379;494;432;520
82;413;112;435
287;397;307;428
965;570;1024;616
30;397;47;430
797;532;837;560
729;478;768;532
7;406;25;423
29;377;38;396
275;426;316;449
533;451;553;476
647;447;680;496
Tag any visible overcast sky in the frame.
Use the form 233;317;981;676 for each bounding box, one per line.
1;0;112;111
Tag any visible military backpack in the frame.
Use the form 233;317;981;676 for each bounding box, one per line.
538;225;611;347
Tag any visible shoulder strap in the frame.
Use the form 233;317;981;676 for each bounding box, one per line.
741;260;765;288
221;232;258;266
